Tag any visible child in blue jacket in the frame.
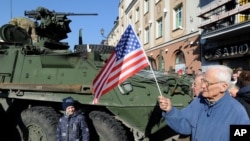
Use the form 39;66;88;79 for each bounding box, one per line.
56;97;89;141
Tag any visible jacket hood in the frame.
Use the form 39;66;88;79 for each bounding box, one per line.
238;85;250;96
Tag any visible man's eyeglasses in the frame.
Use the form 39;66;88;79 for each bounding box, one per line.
201;78;224;87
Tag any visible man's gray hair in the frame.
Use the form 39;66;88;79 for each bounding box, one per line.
206;65;232;85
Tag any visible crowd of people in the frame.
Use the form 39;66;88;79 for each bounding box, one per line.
55;65;250;141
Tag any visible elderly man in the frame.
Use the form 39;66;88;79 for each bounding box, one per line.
191;73;204;97
158;65;249;141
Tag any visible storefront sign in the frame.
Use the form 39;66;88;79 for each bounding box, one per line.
204;43;249;60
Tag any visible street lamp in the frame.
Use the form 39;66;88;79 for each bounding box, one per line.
100;28;108;39
100;28;108;45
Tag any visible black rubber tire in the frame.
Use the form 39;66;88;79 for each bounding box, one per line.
17;106;60;141
89;111;129;141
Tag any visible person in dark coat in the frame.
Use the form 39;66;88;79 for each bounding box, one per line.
56;97;89;141
235;70;250;118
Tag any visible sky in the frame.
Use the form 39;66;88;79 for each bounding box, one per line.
0;0;119;50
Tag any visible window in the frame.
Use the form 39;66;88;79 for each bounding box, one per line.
174;4;183;29
135;8;140;22
238;14;249;22
239;0;250;5
144;0;149;14
175;51;185;64
238;0;250;22
156;18;163;38
147;57;157;70
157;55;165;72
144;27;149;44
175;51;186;73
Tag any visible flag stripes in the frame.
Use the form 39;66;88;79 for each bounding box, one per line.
92;24;149;104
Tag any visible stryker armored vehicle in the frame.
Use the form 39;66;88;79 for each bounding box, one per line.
0;7;193;141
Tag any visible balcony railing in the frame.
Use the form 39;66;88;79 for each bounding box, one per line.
197;0;232;18
198;1;250;34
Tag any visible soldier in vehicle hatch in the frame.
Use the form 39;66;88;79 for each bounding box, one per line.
158;65;250;141
9;17;38;43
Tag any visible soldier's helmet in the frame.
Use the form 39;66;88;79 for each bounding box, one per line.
9;17;37;43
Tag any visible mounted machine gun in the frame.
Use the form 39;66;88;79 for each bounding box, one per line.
24;6;98;49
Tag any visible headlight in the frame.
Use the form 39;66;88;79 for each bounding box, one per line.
118;81;133;94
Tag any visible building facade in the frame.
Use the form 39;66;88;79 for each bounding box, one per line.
108;0;201;75
198;0;250;71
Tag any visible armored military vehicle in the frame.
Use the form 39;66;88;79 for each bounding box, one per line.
0;7;193;141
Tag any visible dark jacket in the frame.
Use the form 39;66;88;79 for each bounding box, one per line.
235;85;250;118
56;110;89;141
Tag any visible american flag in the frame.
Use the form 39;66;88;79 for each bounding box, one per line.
92;24;149;104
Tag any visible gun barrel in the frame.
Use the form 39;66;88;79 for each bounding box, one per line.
24;10;98;16
58;12;98;16
24;10;38;16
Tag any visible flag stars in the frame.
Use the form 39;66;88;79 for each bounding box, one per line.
115;29;140;60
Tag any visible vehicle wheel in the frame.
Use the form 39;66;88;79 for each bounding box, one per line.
89;111;129;141
17;106;60;141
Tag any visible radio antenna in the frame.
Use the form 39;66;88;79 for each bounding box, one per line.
10;0;12;19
